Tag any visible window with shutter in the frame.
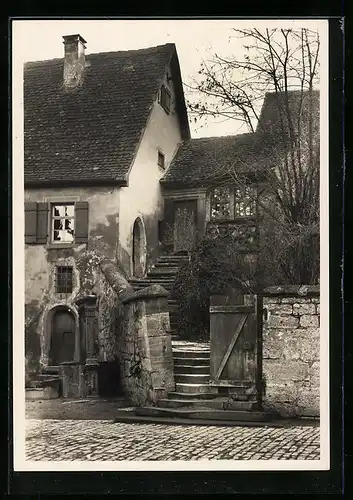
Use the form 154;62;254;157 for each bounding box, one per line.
25;201;89;245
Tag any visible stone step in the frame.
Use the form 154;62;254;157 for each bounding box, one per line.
174;364;210;374
42;366;60;375
175;383;219;394
135;406;270;422
167;303;180;312
158;255;189;261
167;391;220;400
158;398;259;411
175;373;210;384
173;356;210;365
154;262;183;268
130;278;175;285
25;385;60;400
37;373;60;382
148;267;179;275
173;350;210;359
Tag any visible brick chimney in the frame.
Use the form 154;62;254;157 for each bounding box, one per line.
62;34;87;88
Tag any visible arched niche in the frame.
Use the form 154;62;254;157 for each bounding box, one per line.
45;305;79;367
132;216;147;278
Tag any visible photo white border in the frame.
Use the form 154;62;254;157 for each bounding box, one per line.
12;17;330;472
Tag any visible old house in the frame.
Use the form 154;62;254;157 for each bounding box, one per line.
24;35;190;393
24;35;320;416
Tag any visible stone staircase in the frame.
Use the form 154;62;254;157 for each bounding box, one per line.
129;254;189;340
26;366;61;400
135;342;271;422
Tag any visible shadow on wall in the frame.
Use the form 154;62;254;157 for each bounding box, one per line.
89;213;120;261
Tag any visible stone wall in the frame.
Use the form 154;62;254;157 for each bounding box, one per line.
118;285;175;406
262;285;320;418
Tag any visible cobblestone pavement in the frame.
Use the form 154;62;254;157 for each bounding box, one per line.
26;419;320;461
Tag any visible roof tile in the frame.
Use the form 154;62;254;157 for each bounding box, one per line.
24;44;175;185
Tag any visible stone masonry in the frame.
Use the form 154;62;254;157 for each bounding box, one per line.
262;285;320;418
118;285;175;406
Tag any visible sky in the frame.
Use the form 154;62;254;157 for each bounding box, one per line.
13;19;326;138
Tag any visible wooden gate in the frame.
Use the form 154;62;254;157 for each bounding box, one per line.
209;290;263;402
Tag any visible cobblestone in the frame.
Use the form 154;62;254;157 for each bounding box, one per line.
25;419;320;461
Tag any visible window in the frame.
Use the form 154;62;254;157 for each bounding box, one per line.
55;266;73;294
210;186;257;220
159;85;171;113
157;151;165;169
25;201;89;245
211;187;231;220
234;186;257;217
51;203;75;243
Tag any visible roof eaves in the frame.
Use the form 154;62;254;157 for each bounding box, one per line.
24;178;128;188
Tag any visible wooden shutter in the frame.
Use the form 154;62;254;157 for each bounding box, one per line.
36;202;49;244
24;202;37;244
74;201;89;243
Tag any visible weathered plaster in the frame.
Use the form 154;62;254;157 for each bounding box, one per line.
25;186;120;378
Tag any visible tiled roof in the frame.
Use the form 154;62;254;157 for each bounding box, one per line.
256;89;320;134
24;43;189;185
161;133;272;187
162;90;319;187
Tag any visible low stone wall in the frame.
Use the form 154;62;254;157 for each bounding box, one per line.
262;285;320;418
117;285;175;406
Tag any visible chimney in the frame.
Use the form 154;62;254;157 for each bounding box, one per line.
62;34;87;88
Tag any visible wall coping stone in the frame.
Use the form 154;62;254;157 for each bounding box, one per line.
99;258;134;301
122;284;169;305
263;285;320;297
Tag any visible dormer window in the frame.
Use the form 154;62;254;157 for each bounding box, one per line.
159;85;171;113
157;151;165;169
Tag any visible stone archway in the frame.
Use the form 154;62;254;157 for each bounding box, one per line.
46;305;78;367
132;217;147;278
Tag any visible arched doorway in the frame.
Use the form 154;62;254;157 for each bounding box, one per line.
49;306;76;366
132;217;146;278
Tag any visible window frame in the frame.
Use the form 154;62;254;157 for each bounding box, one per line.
55;265;74;295
157;150;166;169
159;85;171;114
210;185;258;221
50;202;75;244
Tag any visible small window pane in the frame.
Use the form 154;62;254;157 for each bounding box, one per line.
56;266;73;294
64;205;75;217
235;186;257;217
211;188;231;220
54;219;63;231
56;229;74;243
53;205;65;217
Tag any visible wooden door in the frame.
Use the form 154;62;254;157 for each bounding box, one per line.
173;200;197;253
49;309;76;366
209;293;259;384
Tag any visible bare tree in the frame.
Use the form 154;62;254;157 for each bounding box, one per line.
186;28;320;284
